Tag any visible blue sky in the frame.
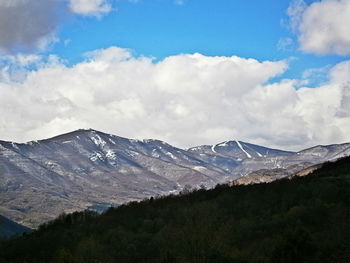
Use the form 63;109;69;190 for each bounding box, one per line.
53;0;344;81
0;0;350;150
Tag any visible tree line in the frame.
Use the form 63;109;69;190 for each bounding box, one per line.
0;157;349;263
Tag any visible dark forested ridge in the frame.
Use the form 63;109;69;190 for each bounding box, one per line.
1;157;349;263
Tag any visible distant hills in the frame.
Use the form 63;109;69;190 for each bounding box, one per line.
1;129;350;228
1;156;349;263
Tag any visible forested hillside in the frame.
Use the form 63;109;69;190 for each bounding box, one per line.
1;157;349;263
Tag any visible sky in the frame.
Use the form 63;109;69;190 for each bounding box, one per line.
0;0;350;151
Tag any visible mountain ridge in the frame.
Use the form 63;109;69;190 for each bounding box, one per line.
4;128;350;153
1;129;350;228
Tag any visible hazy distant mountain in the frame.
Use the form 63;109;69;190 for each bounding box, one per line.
231;163;319;185
1;129;349;228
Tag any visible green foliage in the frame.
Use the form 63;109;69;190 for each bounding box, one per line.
0;157;349;263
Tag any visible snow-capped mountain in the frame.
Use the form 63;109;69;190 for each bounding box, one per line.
1;129;349;228
189;140;292;159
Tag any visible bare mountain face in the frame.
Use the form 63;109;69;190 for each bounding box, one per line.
1;129;349;228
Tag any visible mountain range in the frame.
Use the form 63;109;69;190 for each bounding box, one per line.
1;129;350;228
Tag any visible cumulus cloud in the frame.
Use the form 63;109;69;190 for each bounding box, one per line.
1;46;350;150
68;0;112;17
288;0;350;55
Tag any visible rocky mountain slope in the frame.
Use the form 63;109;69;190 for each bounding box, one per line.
1;129;349;228
231;163;320;185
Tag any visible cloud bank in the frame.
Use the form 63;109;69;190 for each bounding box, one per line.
1;47;350;150
288;0;350;55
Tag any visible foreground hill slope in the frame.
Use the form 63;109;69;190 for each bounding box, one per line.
0;215;32;239
1;157;349;263
1;129;350;228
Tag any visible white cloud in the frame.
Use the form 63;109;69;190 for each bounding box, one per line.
3;54;43;67
1;46;350;150
68;0;112;17
286;0;307;32
277;37;294;51
288;0;350;55
301;65;332;86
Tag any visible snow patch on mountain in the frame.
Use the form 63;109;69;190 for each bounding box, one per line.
106;150;117;160
90;133;106;147
217;141;228;147
108;138;116;145
11;142;19;150
236;140;252;158
256;151;263;157
165;152;177;159
151;149;160;158
193;166;207;172
90;151;105;162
